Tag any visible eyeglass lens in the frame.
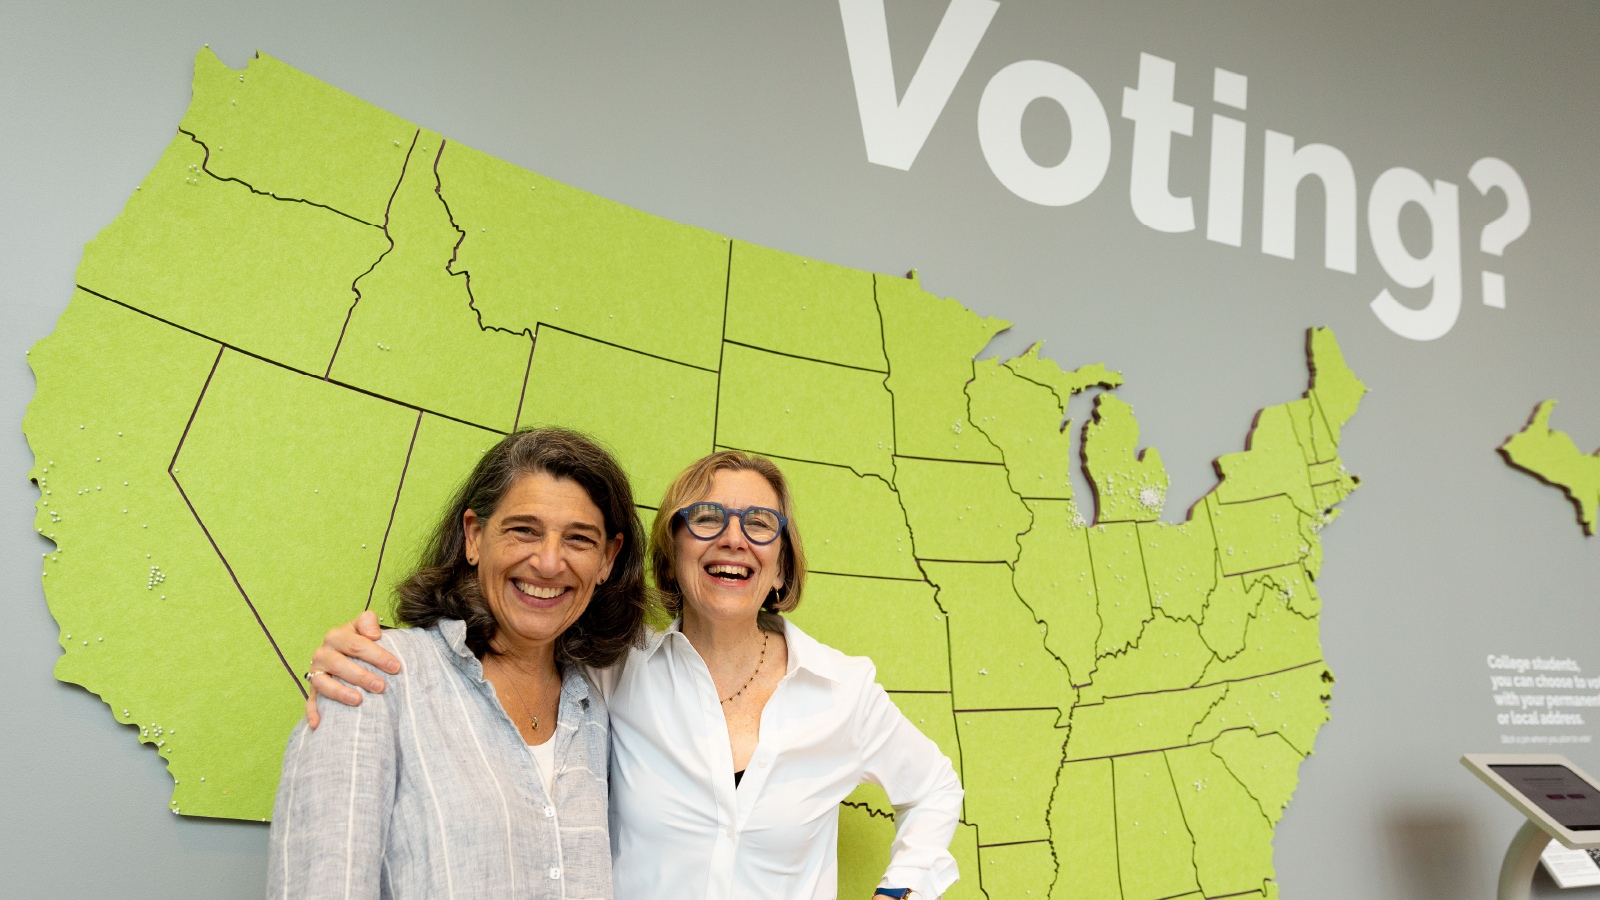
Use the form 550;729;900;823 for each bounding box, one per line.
682;503;783;544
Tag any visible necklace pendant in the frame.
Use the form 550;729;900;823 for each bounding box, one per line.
530;715;539;730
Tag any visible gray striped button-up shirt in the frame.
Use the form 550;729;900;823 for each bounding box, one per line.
267;619;612;900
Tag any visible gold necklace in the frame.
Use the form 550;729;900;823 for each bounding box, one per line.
720;630;770;704
491;655;549;732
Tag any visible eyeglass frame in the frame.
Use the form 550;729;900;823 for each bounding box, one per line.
672;501;790;546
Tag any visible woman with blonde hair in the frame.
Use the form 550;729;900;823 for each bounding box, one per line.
307;448;964;899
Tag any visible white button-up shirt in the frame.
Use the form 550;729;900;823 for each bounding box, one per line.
594;618;962;899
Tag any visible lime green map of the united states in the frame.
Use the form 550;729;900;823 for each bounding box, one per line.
24;49;1367;900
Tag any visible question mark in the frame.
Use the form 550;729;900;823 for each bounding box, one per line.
1468;157;1530;309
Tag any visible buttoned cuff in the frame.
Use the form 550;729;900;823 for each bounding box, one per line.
880;865;944;899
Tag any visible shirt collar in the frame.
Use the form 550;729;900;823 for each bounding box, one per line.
436;617;594;703
647;616;844;684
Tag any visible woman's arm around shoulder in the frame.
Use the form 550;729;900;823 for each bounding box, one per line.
268;650;403;900
304;611;403;727
853;663;964;900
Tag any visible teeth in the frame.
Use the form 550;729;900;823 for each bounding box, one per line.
514;580;564;599
707;564;751;578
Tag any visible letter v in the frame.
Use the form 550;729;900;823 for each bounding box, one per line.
839;0;999;170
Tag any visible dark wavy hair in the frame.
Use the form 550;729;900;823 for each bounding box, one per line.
395;427;648;667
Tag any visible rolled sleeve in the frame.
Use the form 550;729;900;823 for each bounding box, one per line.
267;662;397;900
855;674;964;898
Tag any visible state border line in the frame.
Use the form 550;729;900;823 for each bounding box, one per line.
808;569;927;583
326;128;418;378
537;321;720;375
1079;658;1324;705
976;837;1050;849
1064;724;1284;764
431;138;538;428
712;444;874;479
711;238;732;447
75;286;507;437
719;338;889;375
182;128;383;230
165;346;307;699
953;705;1063;714
892;452;1006;468
365;411;422;612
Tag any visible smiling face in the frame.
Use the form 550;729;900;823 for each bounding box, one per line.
464;471;622;657
673;468;786;627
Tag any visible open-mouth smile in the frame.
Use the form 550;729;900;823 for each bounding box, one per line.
705;563;753;583
512;578;569;604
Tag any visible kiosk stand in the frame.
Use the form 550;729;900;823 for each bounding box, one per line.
1462;754;1600;900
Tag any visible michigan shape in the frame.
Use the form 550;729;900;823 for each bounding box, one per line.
1084;394;1168;524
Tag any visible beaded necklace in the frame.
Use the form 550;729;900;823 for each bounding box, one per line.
720;630;769;704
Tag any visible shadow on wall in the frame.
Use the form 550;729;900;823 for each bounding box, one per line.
1386;806;1600;899
1384;807;1488;900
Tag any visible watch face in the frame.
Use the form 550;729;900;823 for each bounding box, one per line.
1492;765;1600;830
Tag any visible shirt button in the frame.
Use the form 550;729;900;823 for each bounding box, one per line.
759;758;769;768
725;827;735;838
544;806;555;818
549;867;561;879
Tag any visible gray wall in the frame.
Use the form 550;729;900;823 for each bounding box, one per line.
4;1;1598;897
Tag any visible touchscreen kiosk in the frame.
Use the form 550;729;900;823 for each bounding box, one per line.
1462;754;1600;900
1491;764;1600;832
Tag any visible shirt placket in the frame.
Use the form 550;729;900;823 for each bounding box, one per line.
710;664;799;900
701;650;741;900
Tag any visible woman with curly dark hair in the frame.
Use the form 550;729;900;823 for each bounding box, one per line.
269;427;647;899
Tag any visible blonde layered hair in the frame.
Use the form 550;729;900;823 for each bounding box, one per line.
650;451;808;630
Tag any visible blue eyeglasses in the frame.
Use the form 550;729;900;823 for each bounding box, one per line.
674;502;788;545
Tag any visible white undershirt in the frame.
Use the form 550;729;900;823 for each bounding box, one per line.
527;738;555;798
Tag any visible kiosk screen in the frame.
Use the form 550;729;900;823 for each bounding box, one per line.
1491;765;1600;831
